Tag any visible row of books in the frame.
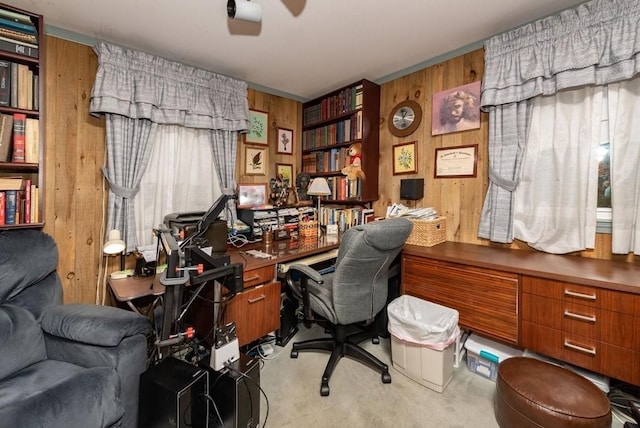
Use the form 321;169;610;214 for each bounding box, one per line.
0;8;38;59
0;180;39;225
302;84;363;126
0;60;38;109
325;176;361;201
317;206;374;231
301;112;362;150
302;148;352;174
0;113;38;162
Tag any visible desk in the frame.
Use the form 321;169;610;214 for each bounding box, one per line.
108;274;165;315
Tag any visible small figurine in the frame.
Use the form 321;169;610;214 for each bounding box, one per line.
341;143;365;181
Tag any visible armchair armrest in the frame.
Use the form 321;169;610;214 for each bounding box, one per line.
285;264;324;323
41;303;151;347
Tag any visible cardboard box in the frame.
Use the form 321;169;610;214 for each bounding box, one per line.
464;334;522;381
391;335;454;393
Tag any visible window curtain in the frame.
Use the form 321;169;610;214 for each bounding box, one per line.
479;0;640;243
211;130;239;222
90;41;249;251
608;78;640;254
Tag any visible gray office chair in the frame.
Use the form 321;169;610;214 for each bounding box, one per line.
284;217;413;396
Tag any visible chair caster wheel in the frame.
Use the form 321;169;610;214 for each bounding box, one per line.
290;349;298;358
320;383;330;396
372;337;380;344
382;372;391;384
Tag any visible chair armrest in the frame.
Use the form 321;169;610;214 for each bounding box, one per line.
285;264;324;322
286;264;324;283
41;303;151;347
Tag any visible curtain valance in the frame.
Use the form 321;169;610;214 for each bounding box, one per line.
90;41;249;131
481;0;640;108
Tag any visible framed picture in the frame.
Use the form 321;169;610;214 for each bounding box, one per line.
237;183;268;208
245;145;267;175
276;127;294;154
392;141;418;175
275;163;293;183
432;81;481;136
245;109;269;145
434;144;478;178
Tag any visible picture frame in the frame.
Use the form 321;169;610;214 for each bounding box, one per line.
245;145;267;175
237;183;268;209
432;81;481;136
275;163;293;183
276;127;294;154
245;109;269;145
392;141;418;175
434;144;478;178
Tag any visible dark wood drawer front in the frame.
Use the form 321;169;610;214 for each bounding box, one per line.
242;265;275;288
224;281;280;346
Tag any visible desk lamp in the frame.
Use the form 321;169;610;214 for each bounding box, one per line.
103;229;127;278
307;178;332;222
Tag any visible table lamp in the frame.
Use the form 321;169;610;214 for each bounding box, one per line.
103;229;127;277
307;177;332;221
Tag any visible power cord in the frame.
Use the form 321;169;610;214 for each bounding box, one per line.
223;361;270;428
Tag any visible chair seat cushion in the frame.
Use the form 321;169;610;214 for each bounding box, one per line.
0;359;123;428
0;305;46;381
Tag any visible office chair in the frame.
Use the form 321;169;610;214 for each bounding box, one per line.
284;217;413;396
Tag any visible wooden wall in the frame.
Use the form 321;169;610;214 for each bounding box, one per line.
43;39;632;305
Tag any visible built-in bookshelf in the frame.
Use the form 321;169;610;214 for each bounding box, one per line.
301;79;380;204
0;2;43;229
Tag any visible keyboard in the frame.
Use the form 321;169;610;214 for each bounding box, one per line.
278;248;339;275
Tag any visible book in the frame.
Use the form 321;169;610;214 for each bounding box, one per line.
4;189;16;224
0;177;22;190
0;191;4;225
0;35;37;58
0;16;36;35
16;63;29;109
0;113;13;161
0;8;32;26
9;61;16;108
30;183;36;223
0;26;37;45
25;117;38;163
11;112;25;162
0;59;9;105
23;178;30;224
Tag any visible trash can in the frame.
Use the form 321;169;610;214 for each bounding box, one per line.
387;295;459;392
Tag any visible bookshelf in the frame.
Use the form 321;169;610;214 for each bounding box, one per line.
301;79;380;204
0;3;43;229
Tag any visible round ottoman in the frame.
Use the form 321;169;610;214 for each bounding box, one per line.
495;357;611;428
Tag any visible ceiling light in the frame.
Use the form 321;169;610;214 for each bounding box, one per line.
227;0;262;23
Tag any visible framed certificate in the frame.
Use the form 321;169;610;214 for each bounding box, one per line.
434;144;478;178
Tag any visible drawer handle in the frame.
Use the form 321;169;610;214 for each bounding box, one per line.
563;340;596;355
563;310;596;323
248;294;266;304
244;274;261;282
564;289;596;301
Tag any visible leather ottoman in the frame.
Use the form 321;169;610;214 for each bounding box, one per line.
495;357;611;428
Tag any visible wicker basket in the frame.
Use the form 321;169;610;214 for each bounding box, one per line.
405;216;446;247
299;220;318;238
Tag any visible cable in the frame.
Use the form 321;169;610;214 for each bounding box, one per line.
223;362;270;428
200;393;224;428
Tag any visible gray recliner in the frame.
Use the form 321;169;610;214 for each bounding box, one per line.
0;229;152;428
284;217;413;396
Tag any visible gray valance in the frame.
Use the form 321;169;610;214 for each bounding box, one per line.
90;41;249;131
481;0;640;108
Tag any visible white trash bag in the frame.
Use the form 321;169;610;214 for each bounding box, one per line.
387;295;460;350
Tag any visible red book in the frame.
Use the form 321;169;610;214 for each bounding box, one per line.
0;191;5;225
11;112;26;162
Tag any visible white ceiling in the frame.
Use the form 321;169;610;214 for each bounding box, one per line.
8;0;585;101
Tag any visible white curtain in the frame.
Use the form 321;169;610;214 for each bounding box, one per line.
134;125;222;247
609;78;640;254
513;86;603;253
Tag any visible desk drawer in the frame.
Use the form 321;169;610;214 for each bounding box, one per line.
242;265;275;288
224;281;280;347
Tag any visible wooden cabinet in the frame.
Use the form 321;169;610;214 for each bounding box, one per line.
0;3;44;229
301;79;380;204
521;276;640;385
401;254;519;344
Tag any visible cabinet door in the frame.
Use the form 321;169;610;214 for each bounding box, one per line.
224;281;280;346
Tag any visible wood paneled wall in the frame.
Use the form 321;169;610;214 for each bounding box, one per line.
43;39;632;305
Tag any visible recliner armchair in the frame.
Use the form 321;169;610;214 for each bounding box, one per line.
0;229;152;428
284;217;413;396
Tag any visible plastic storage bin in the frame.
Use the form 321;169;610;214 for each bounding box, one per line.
464;333;522;381
387;295;459;392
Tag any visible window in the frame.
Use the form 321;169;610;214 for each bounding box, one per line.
596;86;611;233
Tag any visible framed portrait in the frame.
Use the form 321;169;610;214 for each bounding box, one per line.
432;81;481;136
392;141;418;175
275;163;293;183
237;183;268;209
434;144;478;178
276;127;294;154
245;145;267;175
245;109;269;145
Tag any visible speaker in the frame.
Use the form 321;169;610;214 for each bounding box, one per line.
139;357;210;428
400;178;424;200
208;354;260;428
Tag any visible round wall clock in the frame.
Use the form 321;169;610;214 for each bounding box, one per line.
388;100;422;137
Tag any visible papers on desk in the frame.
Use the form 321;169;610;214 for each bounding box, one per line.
386;203;438;220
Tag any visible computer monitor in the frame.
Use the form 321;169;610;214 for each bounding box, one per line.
179;194;233;250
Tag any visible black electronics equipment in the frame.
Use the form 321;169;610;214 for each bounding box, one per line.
208;354;260;428
400;178;425;200
139;357;210;428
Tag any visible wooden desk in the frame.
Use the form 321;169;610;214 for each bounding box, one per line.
108;274;164;314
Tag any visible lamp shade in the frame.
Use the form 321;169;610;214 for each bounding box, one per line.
103;229;126;255
307;178;331;196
